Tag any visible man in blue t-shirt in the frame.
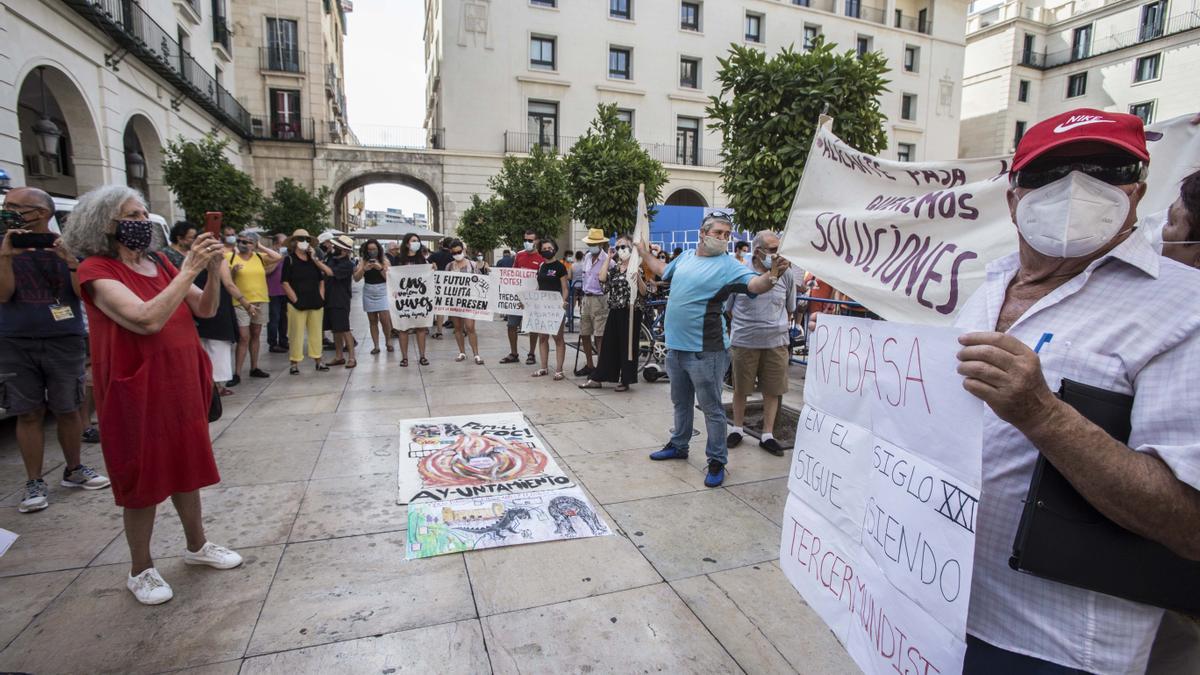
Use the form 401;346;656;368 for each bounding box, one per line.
636;212;791;486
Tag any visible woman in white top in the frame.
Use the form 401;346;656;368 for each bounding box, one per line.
444;238;489;364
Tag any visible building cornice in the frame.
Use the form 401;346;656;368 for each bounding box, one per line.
516;75;570;88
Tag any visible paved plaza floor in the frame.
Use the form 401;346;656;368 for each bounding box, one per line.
0;305;855;674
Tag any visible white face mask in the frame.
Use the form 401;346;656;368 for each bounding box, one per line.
278;247;288;255
761;254;774;269
587;245;599;254
408;240;421;252
224;236;236;245
1015;171;1131;258
452;253;465;261
699;235;728;256
523;241;534;251
617;248;631;261
296;241;310;252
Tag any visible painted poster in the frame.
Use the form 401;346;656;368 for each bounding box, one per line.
778;313;983;675
388;264;435;330
406;486;611;559
434;270;493;320
398;412;573;505
490;267;538;317
519;290;565;335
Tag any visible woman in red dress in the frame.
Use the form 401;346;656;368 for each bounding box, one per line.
64;186;243;605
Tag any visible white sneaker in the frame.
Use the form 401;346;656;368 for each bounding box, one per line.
127;568;173;605
61;463;111;490
18;479;49;513
183;541;243;569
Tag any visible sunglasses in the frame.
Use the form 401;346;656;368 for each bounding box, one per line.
1015;161;1145;190
615;245;630;251
236;240;253;245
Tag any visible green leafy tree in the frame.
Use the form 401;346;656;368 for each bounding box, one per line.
259;178;334;237
457;194;505;253
161;133;262;227
565;104;668;236
706;38;890;233
487;144;573;247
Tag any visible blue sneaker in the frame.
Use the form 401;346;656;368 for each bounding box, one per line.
704;460;726;487
649;445;688;461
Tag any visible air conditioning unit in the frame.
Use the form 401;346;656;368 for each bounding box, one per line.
328;120;341;138
251;118;266;136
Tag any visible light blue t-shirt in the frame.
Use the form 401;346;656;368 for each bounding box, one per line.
662;250;759;352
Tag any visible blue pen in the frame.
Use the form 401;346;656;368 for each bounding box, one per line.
1033;332;1053;354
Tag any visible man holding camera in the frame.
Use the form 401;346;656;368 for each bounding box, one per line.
0;187;109;514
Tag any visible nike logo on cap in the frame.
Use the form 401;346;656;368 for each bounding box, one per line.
1053;116;1116;133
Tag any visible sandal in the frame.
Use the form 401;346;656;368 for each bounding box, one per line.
456;353;467;362
499;353;520;364
314;362;330;372
474;355;484;365
289;364;299;375
328;358;346;366
553;371;565;381
532;369;549;377
345;360;357;369
524;353;537;365
219;387;235;397
419;357;430;366
400;359;409;368
386;345;394;352
615;383;629;392
578;380;603;389
370;348;381;355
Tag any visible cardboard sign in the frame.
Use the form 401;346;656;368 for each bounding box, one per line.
490;267;539;317
519;290;565;335
388;264;435;330
434;270;493;320
779;314;983;675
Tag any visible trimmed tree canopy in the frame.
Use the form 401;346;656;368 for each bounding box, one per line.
161;133;262;228
457;194;504;254
487;144;572;248
259;178;333;237
706;39;890;233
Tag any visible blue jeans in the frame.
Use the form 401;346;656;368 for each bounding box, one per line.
666;349;730;465
268;295;289;347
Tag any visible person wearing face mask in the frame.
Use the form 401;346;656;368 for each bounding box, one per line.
531;238;569;379
1142;169;1200;269
266;233;290;353
446;238;487;365
390;232;431;366
636;212;791;488
574;228;611;376
220;226;237;252
427;237;455;339
579;234;648;391
225;232;282;385
354;238;395;356
950;109;1200;673
324;235;357;369
281;229;333;374
63;185;241;605
1;186;110;514
499;229;544;365
162;221;196;269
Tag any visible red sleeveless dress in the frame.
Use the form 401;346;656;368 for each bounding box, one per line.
77;255;219;508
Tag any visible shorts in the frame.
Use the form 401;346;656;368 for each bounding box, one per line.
580;295;610;337
506;314;522;329
235;301;269;327
0;335;87;416
730;345;790;396
326;305;351;332
201;338;234;383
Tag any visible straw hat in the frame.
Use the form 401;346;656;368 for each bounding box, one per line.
331;234;355;251
288;228;312;242
582;228;607;245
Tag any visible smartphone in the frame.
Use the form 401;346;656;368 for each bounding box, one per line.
204;211;223;237
11;232;59;249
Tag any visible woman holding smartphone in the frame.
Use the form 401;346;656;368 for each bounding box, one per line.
354;238;394;355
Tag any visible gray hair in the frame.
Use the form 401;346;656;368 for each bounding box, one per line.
700;214;733;234
239;230;260;242
752;230;780;248
6;186;55;212
63;185;150;258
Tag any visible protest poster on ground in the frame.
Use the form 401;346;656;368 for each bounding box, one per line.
519;290;565;335
406;486;611;559
434;270;493;320
781;114;1192;326
779;313;983;675
397;412;574;505
490;267;538;317
388;264;435;330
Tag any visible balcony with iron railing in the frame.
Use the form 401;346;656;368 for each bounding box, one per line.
1021;10;1200;69
894;12;932;34
61;0;252;137
350;126;444;149
325;62;340;94
211;0;231;52
846;3;888;25
251;116;316;142
503;131;720;168
260;47;304;73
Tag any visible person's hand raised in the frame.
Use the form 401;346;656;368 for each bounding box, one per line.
182;232;225;277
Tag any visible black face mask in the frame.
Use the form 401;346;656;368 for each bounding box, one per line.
0;209;28;230
114;219;154;251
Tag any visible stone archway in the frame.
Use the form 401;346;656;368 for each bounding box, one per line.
664;188;708;207
123;114;169;215
16;64;104;197
332;171;442;232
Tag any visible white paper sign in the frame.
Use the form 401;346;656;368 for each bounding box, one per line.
0;527;16;558
434;270;493;320
779;314;983;675
519;290;565;335
388;264;435;330
490;268;539;317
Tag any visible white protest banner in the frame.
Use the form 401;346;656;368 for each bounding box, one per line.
781;115;1191;325
519;290;565;335
779;313;983;675
780;122;1016;325
434;270;493;320
490;267;538;317
388;265;435;330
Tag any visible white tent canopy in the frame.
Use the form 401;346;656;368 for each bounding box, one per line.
347;221;441;241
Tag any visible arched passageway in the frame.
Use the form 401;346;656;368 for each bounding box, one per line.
16;65;104;197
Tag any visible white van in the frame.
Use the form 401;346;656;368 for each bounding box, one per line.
49;196;170;243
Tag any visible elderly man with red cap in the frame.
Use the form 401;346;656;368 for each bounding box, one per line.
954;108;1200;673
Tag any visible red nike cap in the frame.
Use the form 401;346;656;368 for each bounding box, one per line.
1012;108;1149;173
